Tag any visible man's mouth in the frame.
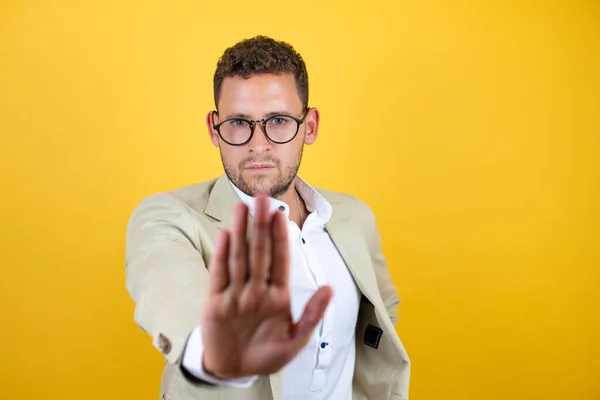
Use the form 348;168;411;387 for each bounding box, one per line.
245;164;275;170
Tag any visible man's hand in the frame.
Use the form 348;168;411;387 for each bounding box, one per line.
201;195;333;379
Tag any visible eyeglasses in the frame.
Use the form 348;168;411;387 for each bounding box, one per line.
211;108;310;146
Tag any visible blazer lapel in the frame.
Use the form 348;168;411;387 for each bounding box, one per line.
323;197;381;308
269;371;283;400
203;174;241;230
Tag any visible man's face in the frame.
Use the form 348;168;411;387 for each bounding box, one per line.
207;73;318;198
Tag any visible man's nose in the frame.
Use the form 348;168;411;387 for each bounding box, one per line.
248;123;271;153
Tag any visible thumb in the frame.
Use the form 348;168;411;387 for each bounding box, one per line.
291;286;334;349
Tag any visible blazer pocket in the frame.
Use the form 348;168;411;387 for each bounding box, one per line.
355;299;406;400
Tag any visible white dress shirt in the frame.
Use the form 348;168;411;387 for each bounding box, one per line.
182;177;361;399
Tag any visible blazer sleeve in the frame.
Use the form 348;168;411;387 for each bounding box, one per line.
365;204;402;327
124;192;209;366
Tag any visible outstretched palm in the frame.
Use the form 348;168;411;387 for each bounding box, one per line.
201;195;333;379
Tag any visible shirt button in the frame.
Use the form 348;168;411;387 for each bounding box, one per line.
278;205;285;211
157;333;172;354
301;238;305;244
320;342;329;349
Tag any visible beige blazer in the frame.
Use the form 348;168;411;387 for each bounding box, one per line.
125;174;410;400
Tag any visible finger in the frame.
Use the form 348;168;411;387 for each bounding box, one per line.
269;208;290;287
248;195;272;283
292;286;334;348
228;202;249;289
208;230;230;294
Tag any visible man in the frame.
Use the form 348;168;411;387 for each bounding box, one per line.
125;35;410;400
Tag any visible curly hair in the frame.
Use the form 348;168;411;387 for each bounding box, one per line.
213;35;309;110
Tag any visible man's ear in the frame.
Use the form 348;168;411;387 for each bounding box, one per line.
206;111;220;148
304;108;320;145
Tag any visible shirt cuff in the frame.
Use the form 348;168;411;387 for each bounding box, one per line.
182;325;258;388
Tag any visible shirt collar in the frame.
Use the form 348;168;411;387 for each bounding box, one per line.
228;175;333;223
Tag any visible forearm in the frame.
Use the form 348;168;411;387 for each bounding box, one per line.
125;192;209;363
126;247;209;363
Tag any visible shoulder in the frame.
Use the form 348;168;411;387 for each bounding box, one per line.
167;178;218;212
126;178;221;249
125;179;220;245
132;177;219;214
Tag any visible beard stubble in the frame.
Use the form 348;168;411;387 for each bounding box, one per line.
221;145;304;199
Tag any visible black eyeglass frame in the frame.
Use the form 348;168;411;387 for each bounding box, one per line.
211;107;310;146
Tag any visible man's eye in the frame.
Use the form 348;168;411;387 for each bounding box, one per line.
270;117;288;125
228;119;248;127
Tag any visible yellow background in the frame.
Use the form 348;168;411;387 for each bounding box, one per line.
1;1;598;399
